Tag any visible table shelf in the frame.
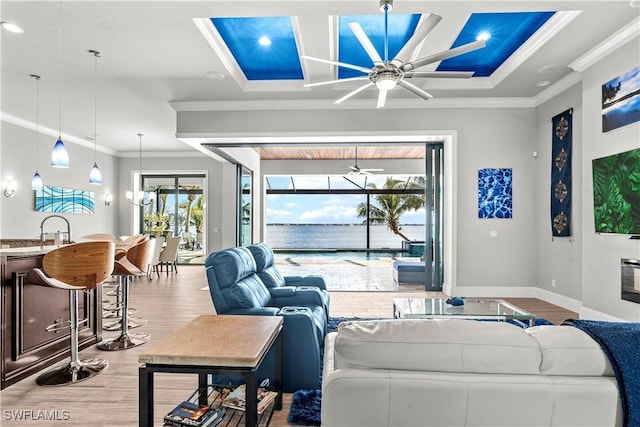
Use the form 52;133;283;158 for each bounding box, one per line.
162;384;276;427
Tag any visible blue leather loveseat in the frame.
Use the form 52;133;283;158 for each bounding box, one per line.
205;246;327;392
248;242;330;319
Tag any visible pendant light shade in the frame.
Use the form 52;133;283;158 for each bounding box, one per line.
52;0;69;168
31;171;43;190
51;138;69;168
30;74;44;190
88;49;102;185
89;162;102;184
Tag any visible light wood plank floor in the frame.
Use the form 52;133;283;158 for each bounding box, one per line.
0;264;576;426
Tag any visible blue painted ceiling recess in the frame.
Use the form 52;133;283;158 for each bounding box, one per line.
210;17;303;80
437;11;555;77
211;11;555;82
338;14;421;79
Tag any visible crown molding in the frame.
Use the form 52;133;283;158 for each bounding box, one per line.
0;112;119;156
569;16;640;72
170;96;535;112
532;70;583;107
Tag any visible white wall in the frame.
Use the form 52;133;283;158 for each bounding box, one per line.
177;107;539;293
0;121;117;240
580;38;640;321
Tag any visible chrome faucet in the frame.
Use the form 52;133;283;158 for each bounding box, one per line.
40;215;71;246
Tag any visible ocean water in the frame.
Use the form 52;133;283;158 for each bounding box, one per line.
265;224;425;250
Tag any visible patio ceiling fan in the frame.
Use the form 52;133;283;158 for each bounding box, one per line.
347;147;383;176
301;0;486;108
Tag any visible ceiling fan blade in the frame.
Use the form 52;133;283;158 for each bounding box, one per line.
393;13;442;64
361;168;384;172
404;71;475;79
348;22;383;64
301;55;373;74
304;76;370;88
376;88;388;109
334;82;375;104
397;79;433;101
400;39;486;72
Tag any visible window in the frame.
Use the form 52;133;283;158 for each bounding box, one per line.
141;174;206;263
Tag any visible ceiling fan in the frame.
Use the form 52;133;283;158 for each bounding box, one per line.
347;147;384;176
301;0;486;108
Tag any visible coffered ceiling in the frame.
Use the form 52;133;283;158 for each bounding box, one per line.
1;1;638;160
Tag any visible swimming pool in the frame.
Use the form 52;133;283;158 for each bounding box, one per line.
274;249;419;260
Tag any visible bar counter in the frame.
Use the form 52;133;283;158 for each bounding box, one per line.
1;245;102;389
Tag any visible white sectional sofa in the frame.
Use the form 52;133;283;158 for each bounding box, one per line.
321;319;622;427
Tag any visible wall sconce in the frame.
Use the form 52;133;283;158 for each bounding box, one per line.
104;193;113;206
3;179;17;198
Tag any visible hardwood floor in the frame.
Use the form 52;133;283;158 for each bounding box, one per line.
0;264;576;426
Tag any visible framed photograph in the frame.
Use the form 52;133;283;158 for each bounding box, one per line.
602;66;640;132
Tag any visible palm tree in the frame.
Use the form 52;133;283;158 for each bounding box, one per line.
356;177;425;241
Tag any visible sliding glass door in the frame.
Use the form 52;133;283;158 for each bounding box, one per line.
238;166;252;247
141;174;206;263
424;143;444;291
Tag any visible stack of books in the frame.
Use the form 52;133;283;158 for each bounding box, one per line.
164;388;226;427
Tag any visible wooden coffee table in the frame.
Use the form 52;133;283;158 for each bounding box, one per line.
138;315;283;426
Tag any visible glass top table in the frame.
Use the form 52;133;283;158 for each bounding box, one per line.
392;298;536;327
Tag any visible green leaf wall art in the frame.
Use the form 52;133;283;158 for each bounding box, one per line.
592;148;640;234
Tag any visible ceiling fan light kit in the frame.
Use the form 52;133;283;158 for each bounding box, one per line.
347;147;384;176
303;0;486;108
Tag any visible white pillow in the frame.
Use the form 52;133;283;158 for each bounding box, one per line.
334;319;541;374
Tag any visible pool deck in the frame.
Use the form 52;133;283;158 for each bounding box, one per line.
275;255;424;291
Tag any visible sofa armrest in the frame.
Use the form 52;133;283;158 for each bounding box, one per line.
226;307;281;316
269;286;297;299
277;307;323;391
285;275;327;290
270;286;325;308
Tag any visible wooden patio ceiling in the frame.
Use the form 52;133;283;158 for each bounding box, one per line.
254;145;426;160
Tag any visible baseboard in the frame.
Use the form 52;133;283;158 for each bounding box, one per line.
452;286;582;314
579;306;624;321
452;286;537;298
533;288;582;314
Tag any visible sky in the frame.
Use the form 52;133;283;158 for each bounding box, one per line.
264;175;427;225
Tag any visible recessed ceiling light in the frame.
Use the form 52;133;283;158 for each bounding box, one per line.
205;71;225;80
537;80;551;87
476;32;491;41
258;36;272;46
1;21;24;33
630;0;640;7
538;64;561;74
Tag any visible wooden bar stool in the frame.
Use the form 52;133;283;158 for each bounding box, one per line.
26;241;115;386
102;235;148;327
97;238;154;351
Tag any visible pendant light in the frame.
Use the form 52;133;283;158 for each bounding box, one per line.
51;0;69;168
30;74;44;190
88;49;102;185
125;133;156;206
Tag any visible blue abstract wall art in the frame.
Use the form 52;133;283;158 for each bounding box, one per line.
35;186;95;214
478;168;513;219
